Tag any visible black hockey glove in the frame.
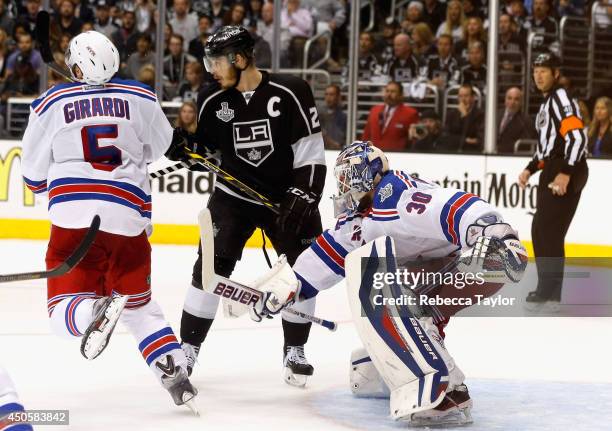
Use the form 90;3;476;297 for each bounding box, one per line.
277;187;319;235
165;127;198;162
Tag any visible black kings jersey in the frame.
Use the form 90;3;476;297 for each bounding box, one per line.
195;71;326;202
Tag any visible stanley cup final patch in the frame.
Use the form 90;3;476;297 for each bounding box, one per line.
216;102;234;122
232;119;274;166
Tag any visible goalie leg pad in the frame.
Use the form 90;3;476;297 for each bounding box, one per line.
349;347;390;398
345;236;451;420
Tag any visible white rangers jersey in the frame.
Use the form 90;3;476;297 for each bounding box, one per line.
21;78;173;236
293;170;504;298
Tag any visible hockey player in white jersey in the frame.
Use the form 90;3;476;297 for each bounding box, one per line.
20;31;197;411
249;141;528;426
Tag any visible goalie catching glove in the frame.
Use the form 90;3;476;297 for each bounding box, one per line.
249;255;300;322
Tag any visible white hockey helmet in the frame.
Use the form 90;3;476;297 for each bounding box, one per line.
65;31;120;85
333;141;390;216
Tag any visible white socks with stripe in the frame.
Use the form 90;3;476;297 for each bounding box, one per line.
120;300;187;383
0;365;34;431
49;296;97;339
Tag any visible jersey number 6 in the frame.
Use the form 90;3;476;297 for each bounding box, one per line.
81;124;122;172
406;192;432;214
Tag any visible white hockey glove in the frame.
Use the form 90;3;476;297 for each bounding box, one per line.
249;255;300;322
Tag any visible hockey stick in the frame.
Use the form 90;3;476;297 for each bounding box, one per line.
197;209;337;331
35;11;75;82
0;215;100;283
149;159;200;180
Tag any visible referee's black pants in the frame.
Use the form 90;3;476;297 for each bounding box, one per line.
531;158;588;300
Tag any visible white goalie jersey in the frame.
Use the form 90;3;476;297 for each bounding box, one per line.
20;78;173;236
293;170;504;298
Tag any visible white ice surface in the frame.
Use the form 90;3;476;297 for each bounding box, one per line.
1;240;611;430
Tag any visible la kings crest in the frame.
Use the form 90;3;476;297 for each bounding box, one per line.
233;119;274;166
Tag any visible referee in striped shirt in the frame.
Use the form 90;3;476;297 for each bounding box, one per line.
518;52;588;310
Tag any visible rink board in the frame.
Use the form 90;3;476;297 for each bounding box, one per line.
1;141;611;255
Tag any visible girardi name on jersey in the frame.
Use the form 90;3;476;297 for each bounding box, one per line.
63;97;131;124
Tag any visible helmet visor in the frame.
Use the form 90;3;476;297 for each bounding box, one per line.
203;54;232;74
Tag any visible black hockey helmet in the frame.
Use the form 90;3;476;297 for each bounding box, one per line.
532;52;561;70
204;25;255;63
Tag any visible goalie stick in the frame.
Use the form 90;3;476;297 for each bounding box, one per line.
0;215;100;283
197;209;337;331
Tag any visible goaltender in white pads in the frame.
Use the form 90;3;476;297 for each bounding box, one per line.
242;141;528;426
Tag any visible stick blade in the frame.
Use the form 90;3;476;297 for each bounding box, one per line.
197;209;215;289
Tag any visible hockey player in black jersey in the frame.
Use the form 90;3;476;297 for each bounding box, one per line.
165;26;326;387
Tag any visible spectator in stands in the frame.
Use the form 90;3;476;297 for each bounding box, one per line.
499;13;523;53
283;0;313;67
401;1;425;34
454;16;486;63
524;0;558;48
377;18;400;65
0;28;9;78
345;31;381;81
259;1;290;66
81;21;94;32
94;1;118;39
18;0;40;36
111;10;140;62
462;0;484;19
177;61;204;103
125;33;154;79
410;22;436;63
55;0;82;38
164;33;196;87
497;87;537;153
555;0;584;17
0;53;39;103
588;96;612;157
410;109;451;152
5;33;41;79
593;0;612;29
423;0;446;33
384;33;419;84
436;0;465;43
170;0;199;51
202;0;229;33
163;22;173;56
135;0;155;33
245;0;263;23
318;84;346;150
445;83;484;151
223;2;246;26
58;32;71;54
301;0;345;35
508;0;528;29
189;14;212;60
137;63;155;88
460;41;486;92
362;81;419;151
0;0;13;38
247;23;271;68
175;100;198;134
425;34;459;89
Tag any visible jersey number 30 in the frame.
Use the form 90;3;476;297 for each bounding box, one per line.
406;192;432;214
81;124;122;172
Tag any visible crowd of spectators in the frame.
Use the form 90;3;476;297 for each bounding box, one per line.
0;0;609;156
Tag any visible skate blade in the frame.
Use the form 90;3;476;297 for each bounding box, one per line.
524;301;561;314
407;407;473;427
184;398;200;416
81;296;128;360
284;367;308;388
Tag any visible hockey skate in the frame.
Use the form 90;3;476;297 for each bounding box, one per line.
406;384;473;427
524;291;561;313
156;355;199;415
283;345;313;388
181;342;200;377
81;295;128;360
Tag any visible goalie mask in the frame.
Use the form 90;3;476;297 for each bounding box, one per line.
333;141;389;216
65;31;119;85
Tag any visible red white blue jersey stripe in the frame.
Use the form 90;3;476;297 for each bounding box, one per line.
394;170;418;188
310;230;348;276
48;177;152;219
22;177;47;194
367;208;400;222
439;192;483;246
138;327;181;366
31;79;156;116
